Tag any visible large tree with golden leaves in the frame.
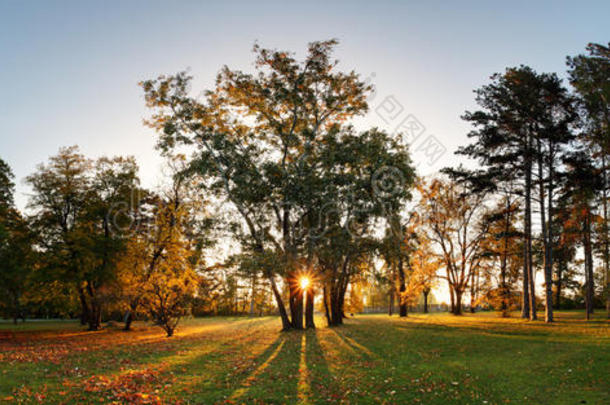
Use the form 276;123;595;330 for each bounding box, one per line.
141;40;414;329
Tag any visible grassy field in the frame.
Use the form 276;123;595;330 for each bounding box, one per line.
0;312;608;404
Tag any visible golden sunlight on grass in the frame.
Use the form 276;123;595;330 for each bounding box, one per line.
297;333;312;405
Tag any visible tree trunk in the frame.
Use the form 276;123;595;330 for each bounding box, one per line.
85;282;102;331
397;258;407;317
525;135;537;320
89;305;102;331
326;258;350;326
528;257;537;320
269;275;292;330
584;216;595;319
329;282;343;326
78;286;90;326
330;299;342;325
11;293;20;325
124;310;134;331
388;288;394;316
500;197;510;317
536;173;550;321
449;285;455;314
469;268;476;313
423;290;429;313
453;289;463;315
537;140;553;323
554;260;563;310
339;275;349;319
521;246;530;318
323;285;331;326
123;299;139;331
602;154;609;319
305;286;315;329
249;274;257;317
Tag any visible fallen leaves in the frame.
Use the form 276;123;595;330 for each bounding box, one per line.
0;325;172;365
80;367;173;405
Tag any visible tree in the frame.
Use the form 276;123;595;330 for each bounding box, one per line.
117;158;209;333
407;232;438;314
567;43;610;318
312;129;414;326
418;178;488;315
561;151;603;319
552;201;579;309
455;66;578;321
530;74;576;322
26;146;93;326
82;156;140;330
478;196;522;316
141;40;414;330
0;158;14;211
143;198;198;337
380;212;418;317
0;159;35;323
0;209;35;323
455;67;537;319
26;147;140;330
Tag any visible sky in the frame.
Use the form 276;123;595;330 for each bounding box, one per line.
1;0;609;210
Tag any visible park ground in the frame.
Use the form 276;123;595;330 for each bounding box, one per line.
0;312;608;404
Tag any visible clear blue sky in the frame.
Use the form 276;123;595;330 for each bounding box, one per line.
1;0;609;210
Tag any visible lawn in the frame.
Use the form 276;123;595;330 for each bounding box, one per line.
0;312;608;404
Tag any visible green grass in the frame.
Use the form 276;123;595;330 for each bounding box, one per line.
0;312;608;404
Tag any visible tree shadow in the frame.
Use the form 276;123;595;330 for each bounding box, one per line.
329;327;378;362
158;320;300;403
221;327;346;404
225;335;287;402
169;327;303;404
305;328;345;403
232;329;301;403
391;317;605;344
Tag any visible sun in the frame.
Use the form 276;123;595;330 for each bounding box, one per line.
299;276;311;290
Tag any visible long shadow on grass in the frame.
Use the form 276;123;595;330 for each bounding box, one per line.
161;326;302;404
222;327;341;404
230;330;302;404
305;329;347;403
396;313;609;340
222;335;287;402
391;318;605;345
330;326;378;362
159;321;287;401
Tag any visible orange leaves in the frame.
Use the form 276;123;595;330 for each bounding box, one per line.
5;385;47;404
81;368;171;405
0;325;172;365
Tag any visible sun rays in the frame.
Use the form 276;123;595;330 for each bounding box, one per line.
299;276;311;291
